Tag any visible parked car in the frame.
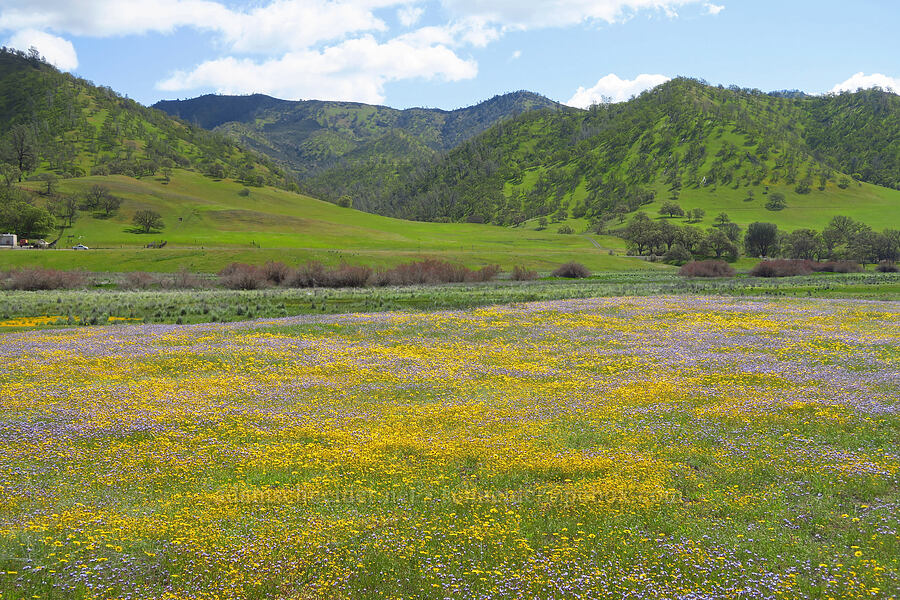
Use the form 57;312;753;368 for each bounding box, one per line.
73;244;89;250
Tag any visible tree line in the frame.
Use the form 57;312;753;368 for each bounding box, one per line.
618;212;900;266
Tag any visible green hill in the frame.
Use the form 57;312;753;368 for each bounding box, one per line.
0;48;292;188
153;91;568;210
372;78;900;229
0;49;653;273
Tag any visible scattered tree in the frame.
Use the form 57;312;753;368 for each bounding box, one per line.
132;209;164;233
658;201;685;218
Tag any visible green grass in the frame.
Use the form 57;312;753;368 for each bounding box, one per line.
645;180;900;230
4;170;666;273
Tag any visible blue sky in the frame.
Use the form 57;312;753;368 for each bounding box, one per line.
2;0;897;109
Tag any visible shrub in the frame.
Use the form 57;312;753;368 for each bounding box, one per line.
678;260;735;278
876;261;898;273
262;261;290;285
557;225;574;234
122;271;159;289
287;261;328;287
3;268;87;290
750;259;815;278
552;262;591;278
218;263;268;290
373;260;499;286
816;261;863;273
325;263;373;288
238;188;250;197
511;265;538;280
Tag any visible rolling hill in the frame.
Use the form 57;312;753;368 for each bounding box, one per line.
153;91;567;209
0;48;647;273
154;78;900;234
371;78;900;229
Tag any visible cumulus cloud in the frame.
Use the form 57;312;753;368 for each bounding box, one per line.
566;73;670;107
0;0;405;52
704;3;724;15
830;72;899;94
157;34;478;104
6;28;78;70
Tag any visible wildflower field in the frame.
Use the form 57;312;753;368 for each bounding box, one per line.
0;296;898;599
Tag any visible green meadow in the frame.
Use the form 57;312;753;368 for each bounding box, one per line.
2;171;660;273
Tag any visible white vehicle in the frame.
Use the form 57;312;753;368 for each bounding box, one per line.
73;244;89;250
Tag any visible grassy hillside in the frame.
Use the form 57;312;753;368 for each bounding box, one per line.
0;48;291;188
1;169;658;273
153;91;567;209
363;78;900;229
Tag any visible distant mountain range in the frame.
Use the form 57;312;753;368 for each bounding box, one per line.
2;46;897;234
153;91;564;177
154;80;899;225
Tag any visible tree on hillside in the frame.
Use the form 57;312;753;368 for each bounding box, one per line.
133;209;164;233
658;201;684;218
744;222;779;257
765;192;786;211
337;195;353;208
81;184;111;210
98;193;122;217
687;207;705;223
4;126;38;181
53;195;81;229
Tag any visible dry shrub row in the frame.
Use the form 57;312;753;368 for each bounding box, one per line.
750;259;862;278
218;260;502;289
678;260;736;278
511;265;538;281
551;262;591;278
1;268;87;290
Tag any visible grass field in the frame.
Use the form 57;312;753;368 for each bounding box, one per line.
0;295;897;598
3;171;656;273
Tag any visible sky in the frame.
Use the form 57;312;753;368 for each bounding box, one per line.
1;0;898;110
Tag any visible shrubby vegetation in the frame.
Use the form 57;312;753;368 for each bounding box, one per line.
218;259;502;290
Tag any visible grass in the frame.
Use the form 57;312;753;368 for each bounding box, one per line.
4;170;664;273
1;295;897;598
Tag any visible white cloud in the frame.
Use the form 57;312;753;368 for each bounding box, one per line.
6;28;78;70
0;0;406;52
704;3;724;15
510;50;522;60
439;0;707;29
566;73;670;107
157;34;478;104
398;5;424;27
830;72;899;94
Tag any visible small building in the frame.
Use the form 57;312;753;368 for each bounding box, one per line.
0;233;17;248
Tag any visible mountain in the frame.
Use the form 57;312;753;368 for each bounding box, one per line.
370;78;900;226
0;47;293;189
153;91;567;206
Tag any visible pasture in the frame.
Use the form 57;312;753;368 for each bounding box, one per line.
0;295;897;598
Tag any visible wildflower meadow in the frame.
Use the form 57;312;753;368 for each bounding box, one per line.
0;296;897;599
